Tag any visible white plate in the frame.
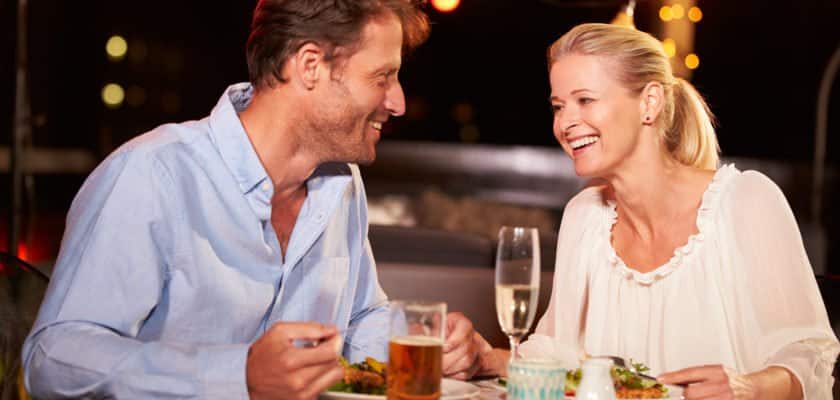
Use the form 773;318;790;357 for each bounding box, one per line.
320;378;480;400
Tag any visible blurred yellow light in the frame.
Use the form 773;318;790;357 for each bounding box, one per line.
431;0;460;13
685;53;700;69
659;6;673;22
662;38;677;58
106;35;128;61
102;83;125;108
671;4;685;19
688;6;703;22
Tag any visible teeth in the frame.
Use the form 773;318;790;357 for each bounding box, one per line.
370;121;383;130
570;136;599;150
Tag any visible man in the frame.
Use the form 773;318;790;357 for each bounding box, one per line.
22;1;493;398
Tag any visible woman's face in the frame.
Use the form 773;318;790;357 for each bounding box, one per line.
549;54;645;178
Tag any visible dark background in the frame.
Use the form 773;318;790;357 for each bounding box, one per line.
2;0;840;261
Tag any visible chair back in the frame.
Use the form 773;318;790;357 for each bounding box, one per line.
0;252;49;400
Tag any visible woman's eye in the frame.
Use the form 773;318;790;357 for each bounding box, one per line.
579;97;594;105
551;104;564;113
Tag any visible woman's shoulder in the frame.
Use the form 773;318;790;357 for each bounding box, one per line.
559;184;610;230
708;165;796;230
717;165;787;206
566;184;609;212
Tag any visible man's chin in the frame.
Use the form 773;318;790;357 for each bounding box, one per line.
355;152;376;166
338;148;376;166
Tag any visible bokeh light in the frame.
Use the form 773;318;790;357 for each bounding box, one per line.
431;0;460;13
671;4;685;20
102;83;125;108
659;6;673;22
685;53;700;69
688;7;703;22
106;35;128;61
662;38;676;58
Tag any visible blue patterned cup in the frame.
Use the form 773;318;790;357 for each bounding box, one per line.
507;359;567;400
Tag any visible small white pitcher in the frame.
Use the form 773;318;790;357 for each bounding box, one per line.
574;357;616;400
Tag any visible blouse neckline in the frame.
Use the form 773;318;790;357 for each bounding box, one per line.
602;164;738;285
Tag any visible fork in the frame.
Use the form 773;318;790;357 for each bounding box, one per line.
598;355;687;389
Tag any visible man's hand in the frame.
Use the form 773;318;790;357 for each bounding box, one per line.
442;312;485;380
246;322;344;400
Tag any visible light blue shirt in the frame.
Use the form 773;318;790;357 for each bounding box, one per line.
22;83;390;399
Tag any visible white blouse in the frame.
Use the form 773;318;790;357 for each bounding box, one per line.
519;164;839;399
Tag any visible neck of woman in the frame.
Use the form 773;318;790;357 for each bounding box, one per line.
604;153;702;241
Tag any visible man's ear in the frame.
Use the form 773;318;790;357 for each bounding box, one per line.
289;42;326;90
640;81;665;125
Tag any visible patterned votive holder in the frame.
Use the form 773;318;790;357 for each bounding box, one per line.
507;358;566;400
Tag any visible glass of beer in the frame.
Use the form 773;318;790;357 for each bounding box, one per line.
387;301;446;400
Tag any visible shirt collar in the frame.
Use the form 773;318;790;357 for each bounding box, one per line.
208;82;269;195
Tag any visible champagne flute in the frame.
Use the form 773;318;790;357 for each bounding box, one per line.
494;226;540;360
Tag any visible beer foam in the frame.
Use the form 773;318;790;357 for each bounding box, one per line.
391;335;444;346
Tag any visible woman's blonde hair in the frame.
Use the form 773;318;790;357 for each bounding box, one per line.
548;23;719;170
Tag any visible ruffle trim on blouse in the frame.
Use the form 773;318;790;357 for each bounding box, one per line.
604;164;739;285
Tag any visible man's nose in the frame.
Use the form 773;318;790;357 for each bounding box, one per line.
384;82;405;117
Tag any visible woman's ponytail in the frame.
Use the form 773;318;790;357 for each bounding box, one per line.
665;78;719;171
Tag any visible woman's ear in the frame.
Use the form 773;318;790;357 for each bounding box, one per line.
640;81;665;125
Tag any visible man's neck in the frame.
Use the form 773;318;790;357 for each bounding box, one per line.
238;88;320;198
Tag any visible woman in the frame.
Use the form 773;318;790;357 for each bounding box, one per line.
476;23;839;399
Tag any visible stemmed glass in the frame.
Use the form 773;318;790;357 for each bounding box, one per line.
494;226;540;360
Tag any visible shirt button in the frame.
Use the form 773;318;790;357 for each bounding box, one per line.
261;183;270;191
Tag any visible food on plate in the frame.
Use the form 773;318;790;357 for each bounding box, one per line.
564;361;669;399
329;357;387;395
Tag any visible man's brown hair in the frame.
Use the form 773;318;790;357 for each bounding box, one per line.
246;0;430;89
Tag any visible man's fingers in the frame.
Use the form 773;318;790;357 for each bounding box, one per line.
443;349;470;375
268;321;338;342
443;341;469;369
447;371;471;381
444;312;472;352
444;353;480;380
443;341;477;375
300;361;346;399
281;337;342;370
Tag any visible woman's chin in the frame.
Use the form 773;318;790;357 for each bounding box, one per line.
573;160;602;178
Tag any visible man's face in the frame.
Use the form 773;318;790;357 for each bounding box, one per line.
308;12;405;165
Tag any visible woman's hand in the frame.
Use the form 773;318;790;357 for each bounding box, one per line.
658;365;759;400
